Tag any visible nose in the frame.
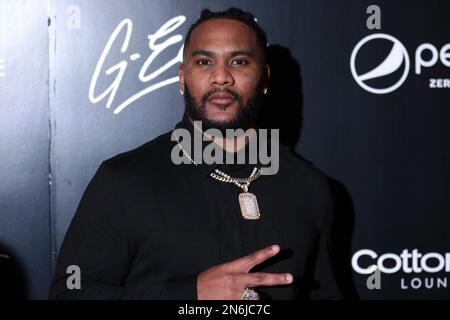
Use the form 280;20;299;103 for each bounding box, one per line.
210;63;234;88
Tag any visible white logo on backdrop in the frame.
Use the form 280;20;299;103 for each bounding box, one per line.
352;249;449;290
351;33;450;94
89;16;186;114
0;58;5;78
350;33;410;94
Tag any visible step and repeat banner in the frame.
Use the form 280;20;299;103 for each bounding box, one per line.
0;0;449;299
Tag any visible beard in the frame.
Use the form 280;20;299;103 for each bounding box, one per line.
184;82;264;135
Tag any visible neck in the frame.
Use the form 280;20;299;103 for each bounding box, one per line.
188;116;256;153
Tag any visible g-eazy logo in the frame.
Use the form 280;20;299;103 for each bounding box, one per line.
350;33;450;94
89;16;186;114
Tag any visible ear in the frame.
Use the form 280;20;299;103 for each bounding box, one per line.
263;64;270;89
178;63;185;91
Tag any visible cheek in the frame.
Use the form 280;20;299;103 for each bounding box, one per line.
186;71;209;95
235;73;261;98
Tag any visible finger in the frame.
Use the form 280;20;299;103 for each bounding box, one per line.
240;272;294;288
229;245;280;272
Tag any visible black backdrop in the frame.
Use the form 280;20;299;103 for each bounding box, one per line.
0;0;449;299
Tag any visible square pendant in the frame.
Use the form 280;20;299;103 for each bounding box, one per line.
238;192;260;220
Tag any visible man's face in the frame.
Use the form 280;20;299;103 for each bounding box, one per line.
179;19;269;132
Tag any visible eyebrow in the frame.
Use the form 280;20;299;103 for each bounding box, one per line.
191;50;254;58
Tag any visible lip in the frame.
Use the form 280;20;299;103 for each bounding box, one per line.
208;92;235;104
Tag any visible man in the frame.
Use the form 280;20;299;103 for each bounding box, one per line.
49;8;342;300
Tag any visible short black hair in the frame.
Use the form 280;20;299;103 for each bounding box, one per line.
183;8;268;66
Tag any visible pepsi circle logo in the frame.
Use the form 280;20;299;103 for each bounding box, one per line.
350;33;410;94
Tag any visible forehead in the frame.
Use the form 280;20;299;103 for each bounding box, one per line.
187;18;259;53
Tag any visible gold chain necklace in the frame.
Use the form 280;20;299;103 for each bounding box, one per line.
176;141;262;220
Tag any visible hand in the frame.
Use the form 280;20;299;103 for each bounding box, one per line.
197;244;293;300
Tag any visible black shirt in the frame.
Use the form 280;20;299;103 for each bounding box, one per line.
49;115;342;300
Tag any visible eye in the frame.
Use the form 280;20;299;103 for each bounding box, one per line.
196;59;211;66
231;59;248;66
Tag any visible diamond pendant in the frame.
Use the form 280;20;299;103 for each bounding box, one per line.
238;192;261;220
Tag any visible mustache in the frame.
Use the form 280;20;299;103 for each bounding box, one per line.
200;88;241;105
